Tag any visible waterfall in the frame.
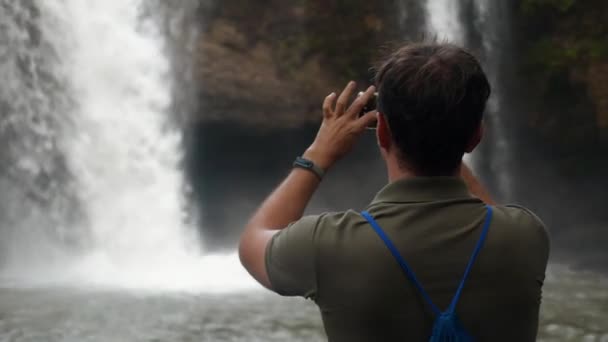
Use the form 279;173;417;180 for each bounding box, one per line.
424;0;514;200
0;0;78;272
425;0;465;45
0;0;254;292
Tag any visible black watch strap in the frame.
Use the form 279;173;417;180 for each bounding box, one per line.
293;156;325;180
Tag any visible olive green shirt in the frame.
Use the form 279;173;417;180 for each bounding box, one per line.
266;177;550;342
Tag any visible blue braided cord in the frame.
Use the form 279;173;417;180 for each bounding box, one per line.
447;205;493;313
361;211;442;316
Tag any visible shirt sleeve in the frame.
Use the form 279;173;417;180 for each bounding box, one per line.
505;204;550;286
265;215;320;299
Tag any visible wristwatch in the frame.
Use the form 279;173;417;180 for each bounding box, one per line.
293;156;325;180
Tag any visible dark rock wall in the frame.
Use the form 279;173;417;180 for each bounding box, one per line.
194;0;424;127
191;1;607;146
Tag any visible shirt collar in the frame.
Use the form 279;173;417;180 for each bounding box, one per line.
371;177;472;204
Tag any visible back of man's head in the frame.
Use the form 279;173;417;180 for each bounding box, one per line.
375;43;491;176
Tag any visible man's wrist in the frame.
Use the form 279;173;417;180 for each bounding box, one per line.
302;147;335;171
293;157;325;180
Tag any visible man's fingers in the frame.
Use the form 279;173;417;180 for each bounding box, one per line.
335;81;356;115
355;111;378;130
347;85;376;118
323;92;337;118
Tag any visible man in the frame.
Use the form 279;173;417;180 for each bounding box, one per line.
239;43;550;341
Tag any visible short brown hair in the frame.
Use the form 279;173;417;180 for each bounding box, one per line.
375;43;491;175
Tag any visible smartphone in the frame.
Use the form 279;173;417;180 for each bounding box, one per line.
357;91;378;129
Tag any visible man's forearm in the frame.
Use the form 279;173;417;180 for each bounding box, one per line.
239;160;322;288
245;168;320;232
461;163;496;205
239;82;375;290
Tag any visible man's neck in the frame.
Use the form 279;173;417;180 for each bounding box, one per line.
386;160;460;183
386;158;495;204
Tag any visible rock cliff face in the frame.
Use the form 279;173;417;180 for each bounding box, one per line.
193;0;424;127
196;18;332;127
191;0;607;144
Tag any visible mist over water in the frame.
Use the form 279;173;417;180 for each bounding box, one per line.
0;0;254;292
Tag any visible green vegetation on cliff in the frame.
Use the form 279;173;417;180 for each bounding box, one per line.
516;0;608;142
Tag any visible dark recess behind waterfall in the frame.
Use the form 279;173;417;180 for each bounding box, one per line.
183;0;608;271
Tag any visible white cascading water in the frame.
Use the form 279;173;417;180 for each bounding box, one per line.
0;0;255;292
469;0;514;201
424;0;513;200
424;0;472;170
425;0;465;45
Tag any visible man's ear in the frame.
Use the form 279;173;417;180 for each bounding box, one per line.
465;122;484;153
377;113;392;151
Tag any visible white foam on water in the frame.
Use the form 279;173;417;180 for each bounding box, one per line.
1;252;259;293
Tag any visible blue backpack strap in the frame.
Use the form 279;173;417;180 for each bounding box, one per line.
361;211;442;316
447;205;493;314
361;205;494;317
